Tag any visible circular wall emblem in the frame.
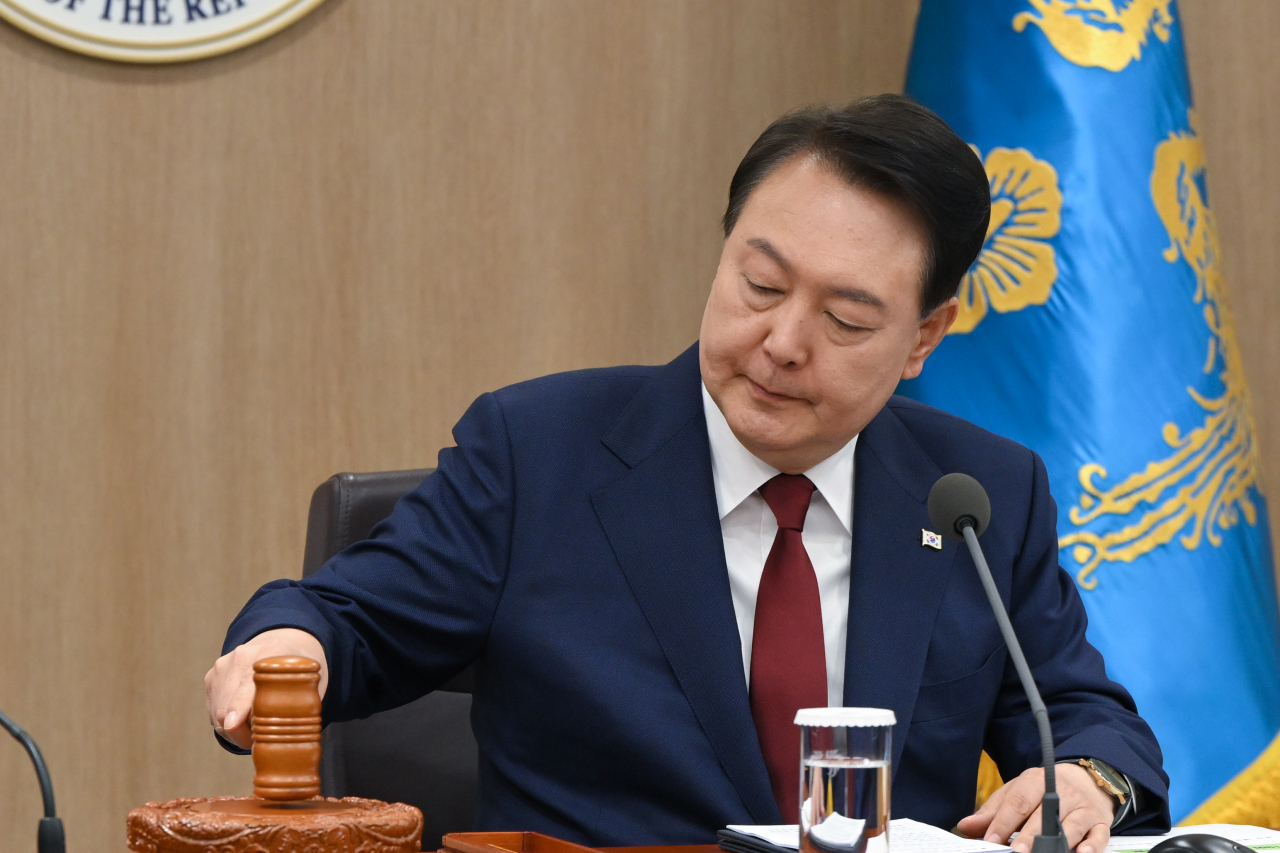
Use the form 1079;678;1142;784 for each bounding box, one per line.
0;0;326;63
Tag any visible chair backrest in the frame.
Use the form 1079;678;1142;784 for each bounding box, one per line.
303;469;478;848
303;469;435;576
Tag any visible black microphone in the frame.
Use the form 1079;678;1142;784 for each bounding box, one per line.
928;472;1068;853
1;707;66;853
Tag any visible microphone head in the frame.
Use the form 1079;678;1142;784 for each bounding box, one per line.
928;472;991;539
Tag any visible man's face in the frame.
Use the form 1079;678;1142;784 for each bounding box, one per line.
699;155;957;473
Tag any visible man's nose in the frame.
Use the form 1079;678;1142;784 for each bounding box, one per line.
761;303;811;367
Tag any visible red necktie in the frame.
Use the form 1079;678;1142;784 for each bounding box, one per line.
750;473;827;821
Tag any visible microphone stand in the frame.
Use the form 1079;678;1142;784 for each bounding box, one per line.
960;521;1069;853
1;707;66;853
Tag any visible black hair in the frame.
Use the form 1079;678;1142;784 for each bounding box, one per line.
722;94;991;317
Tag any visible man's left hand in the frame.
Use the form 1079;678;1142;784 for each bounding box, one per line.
956;762;1116;853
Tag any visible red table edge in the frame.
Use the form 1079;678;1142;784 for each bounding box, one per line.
441;830;720;853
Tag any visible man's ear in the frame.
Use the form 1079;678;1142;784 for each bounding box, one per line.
901;297;959;381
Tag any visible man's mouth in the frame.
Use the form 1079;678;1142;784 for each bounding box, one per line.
748;377;803;402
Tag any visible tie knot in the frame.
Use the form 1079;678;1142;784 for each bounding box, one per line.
758;474;816;531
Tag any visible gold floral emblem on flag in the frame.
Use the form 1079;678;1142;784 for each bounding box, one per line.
1012;0;1174;72
951;148;1062;335
1060;112;1263;589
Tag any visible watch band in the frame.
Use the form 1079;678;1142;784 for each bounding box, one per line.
1058;758;1136;828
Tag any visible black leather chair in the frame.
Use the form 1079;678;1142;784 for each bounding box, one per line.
302;469;478;849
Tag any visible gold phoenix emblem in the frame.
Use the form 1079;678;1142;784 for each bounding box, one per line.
1059;112;1263;589
951;148;1062;335
1013;0;1175;72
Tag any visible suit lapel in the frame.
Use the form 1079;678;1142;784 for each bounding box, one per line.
591;344;780;824
843;401;961;771
591;357;961;813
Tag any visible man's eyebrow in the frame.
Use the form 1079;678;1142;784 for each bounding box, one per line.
746;237;795;276
827;285;886;310
747;236;886;310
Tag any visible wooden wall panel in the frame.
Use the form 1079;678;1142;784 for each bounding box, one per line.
1180;1;1280;592
0;2;919;850
3;2;1276;850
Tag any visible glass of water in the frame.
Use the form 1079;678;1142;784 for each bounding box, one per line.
795;708;895;853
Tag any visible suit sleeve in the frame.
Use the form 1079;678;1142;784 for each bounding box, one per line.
221;390;515;726
984;451;1171;833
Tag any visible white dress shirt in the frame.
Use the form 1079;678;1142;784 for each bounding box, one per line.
702;383;856;708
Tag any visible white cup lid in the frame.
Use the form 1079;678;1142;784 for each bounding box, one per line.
794;707;896;727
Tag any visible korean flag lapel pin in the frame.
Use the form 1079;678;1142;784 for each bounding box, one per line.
921;529;943;550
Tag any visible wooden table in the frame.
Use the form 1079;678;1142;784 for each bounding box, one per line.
439;826;1280;853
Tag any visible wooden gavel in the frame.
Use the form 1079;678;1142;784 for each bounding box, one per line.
126;653;423;853
250;656;323;801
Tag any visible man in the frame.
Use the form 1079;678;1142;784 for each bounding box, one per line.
206;95;1169;850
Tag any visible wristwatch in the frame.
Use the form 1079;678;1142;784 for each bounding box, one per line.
1059;758;1137;828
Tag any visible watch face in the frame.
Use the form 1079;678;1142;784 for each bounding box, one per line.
0;0;327;63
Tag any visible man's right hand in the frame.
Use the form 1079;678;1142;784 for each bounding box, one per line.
204;628;329;750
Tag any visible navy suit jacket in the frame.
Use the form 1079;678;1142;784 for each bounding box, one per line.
225;343;1169;844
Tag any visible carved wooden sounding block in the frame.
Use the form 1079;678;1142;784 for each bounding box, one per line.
127;656;423;853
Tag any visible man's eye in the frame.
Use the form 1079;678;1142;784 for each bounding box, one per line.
828;314;865;332
747;279;780;295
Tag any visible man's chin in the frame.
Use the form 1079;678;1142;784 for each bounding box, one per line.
724;419;808;461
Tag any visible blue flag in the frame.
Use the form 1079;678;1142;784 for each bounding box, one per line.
901;0;1280;822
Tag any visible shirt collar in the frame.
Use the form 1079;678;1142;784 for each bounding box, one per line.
701;383;856;534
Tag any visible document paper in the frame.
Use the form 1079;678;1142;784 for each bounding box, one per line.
1106;825;1280;853
726;820;1280;853
725;819;1009;853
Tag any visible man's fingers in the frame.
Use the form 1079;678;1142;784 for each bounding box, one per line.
956;786;1005;837
1061;801;1111;852
204;653;237;722
208;650;257;743
1005;801;1110;853
962;763;1116;852
212;672;256;749
226;675;256;730
1007;803;1042;853
215;658;254;713
219;718;254;750
984;778;1042;846
1075;820;1111;853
